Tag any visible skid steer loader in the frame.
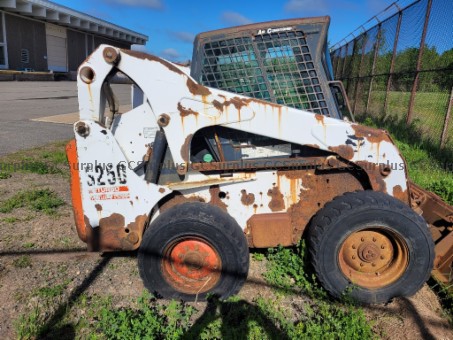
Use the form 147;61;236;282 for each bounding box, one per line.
66;17;453;304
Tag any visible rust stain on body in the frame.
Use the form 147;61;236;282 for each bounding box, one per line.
241;190;255;206
278;169;365;243
352;124;389;144
212;97;252;112
95;204;102;212
315;114;325;124
267;186;285;212
329;145;354;160
159;193;205;213
186;79;211;96
209;185;228;211
392;185;409;204
355;161;387;193
178;102;198;117
122;50;184;75
180;134;193;163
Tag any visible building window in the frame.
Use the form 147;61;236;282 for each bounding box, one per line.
0;12;7;69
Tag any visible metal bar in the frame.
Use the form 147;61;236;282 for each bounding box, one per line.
407;0;433;125
192;156;331;172
366;23;382;114
440;87;453;149
335;66;453;81
145;130;168;183
250;41;277;103
383;10;403;114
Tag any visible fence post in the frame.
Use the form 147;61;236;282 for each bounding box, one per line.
353;34;368;115
440;87;453;149
341;42;351;90
366;24;381;114
335;46;344;79
335;48;341;77
383;10;403;115
406;0;433;125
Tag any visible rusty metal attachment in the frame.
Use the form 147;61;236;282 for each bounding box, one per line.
410;182;453;284
103;47;120;64
79;66;95;84
161;238;221;294
157;114;171;127
247;213;293;248
75;121;90;138
338;228;409;289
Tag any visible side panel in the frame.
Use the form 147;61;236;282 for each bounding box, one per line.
73;121;169;251
159;169;365;247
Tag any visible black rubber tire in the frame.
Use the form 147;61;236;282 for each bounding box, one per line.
307;190;434;304
138;202;249;301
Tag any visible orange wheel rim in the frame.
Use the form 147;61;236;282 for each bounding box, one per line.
338;228;409;289
162;238;222;294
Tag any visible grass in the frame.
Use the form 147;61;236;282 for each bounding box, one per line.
90;288;374;339
1;216;19;223
0;141;69;176
14;248;375;340
263;241;374;339
429;279;453;325
360;115;453;205
0;188;65;215
93;293;195;339
13;255;32;268
15;303;50;339
35;281;70;298
0;172;11;179
360;88;453;152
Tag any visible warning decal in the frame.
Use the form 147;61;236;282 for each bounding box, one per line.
88;186;130;201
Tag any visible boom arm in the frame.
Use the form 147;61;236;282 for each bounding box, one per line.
78;45;409;194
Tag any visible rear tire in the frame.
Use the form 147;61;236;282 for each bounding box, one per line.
138;202;249;300
307;190;434;304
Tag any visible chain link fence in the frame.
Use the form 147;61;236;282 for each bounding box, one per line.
331;0;453;152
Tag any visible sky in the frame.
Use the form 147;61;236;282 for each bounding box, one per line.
51;0;396;62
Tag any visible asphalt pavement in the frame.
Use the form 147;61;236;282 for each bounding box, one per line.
0;81;131;156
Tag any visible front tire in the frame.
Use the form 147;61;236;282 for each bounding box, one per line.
307;191;434;304
138;202;249;300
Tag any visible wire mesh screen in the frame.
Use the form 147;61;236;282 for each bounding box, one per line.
192;18;342;118
196;31;328;114
331;0;453;152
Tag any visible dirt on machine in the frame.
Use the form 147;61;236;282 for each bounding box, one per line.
66;16;453;304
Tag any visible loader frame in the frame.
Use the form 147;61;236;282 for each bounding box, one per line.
68;44;452;287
